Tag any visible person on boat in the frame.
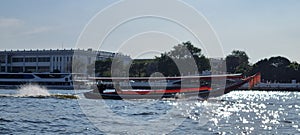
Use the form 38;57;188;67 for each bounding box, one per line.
96;81;105;94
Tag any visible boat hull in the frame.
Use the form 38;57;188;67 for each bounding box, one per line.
83;73;260;100
83;90;210;100
83;80;250;100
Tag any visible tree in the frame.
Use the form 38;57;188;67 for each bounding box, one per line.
268;56;291;68
155;41;210;76
289;62;299;71
129;60;146;77
226;50;250;75
250;56;299;82
156;53;179;76
128;59;157;77
92;59;113;77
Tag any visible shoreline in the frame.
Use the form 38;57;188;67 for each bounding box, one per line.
238;82;300;92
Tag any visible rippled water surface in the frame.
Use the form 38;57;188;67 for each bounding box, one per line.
1;88;300;134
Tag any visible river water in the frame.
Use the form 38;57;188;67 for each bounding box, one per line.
1;86;300;134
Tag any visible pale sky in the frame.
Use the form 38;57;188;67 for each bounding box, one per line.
0;0;299;64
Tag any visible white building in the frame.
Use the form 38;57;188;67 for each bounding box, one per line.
0;49;116;73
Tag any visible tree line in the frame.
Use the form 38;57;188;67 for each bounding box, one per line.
88;41;210;77
89;41;300;82
226;50;300;83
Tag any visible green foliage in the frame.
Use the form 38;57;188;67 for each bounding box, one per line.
90;59;112;77
155;41;210;76
90;42;300;82
92;41;210;77
155;53;180;76
289;62;299;71
226;50;250;75
129;59;156;77
251;56;300;82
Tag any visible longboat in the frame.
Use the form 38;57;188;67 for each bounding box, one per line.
84;73;261;100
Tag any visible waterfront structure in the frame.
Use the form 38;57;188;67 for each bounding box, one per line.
0;49;117;73
0;72;75;89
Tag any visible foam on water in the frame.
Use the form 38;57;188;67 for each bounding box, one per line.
17;84;50;97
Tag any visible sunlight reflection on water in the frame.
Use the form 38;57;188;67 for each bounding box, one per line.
78;90;300;134
201;91;300;134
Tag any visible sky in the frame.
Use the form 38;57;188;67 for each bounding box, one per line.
0;0;299;64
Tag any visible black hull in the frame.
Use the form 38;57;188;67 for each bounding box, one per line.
84;74;258;100
83;90;210;100
84;81;249;100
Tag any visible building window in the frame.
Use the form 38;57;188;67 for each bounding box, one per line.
1;66;5;72
88;57;91;64
0;55;5;63
12;58;24;62
12;67;23;73
38;57;50;62
25;57;37;62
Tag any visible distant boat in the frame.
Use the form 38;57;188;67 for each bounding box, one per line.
84;73;261;100
0;73;88;90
